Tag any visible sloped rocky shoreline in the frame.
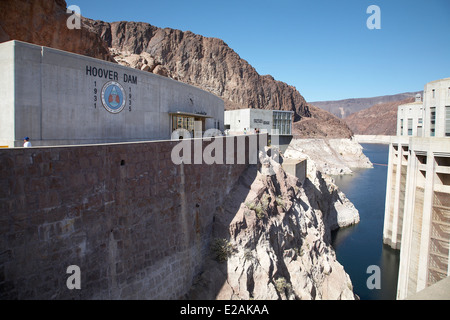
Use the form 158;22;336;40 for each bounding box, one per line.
188;148;359;300
285;138;373;176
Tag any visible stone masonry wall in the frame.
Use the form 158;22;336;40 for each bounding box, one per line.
0;134;266;299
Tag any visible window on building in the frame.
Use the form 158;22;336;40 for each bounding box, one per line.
446;106;450;137
400;119;404;135
430;107;436;136
417;126;423;137
417;118;423;137
272;111;292;135
408;118;413;136
432;89;435;98
272;114;278;134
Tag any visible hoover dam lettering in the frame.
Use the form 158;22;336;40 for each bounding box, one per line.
86;65;138;84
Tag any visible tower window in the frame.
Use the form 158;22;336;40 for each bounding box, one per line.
445;106;450;137
430;107;436;136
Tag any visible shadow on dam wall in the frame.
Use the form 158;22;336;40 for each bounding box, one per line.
0;134;266;299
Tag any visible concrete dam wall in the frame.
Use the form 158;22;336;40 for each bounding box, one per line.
0;134;266;299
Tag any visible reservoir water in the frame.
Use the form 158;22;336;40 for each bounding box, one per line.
331;143;400;300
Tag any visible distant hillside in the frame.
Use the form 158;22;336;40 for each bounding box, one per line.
310;92;422;119
293;104;353;139
343;97;415;135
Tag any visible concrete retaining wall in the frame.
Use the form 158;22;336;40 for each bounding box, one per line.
0;134;266;299
282;158;306;183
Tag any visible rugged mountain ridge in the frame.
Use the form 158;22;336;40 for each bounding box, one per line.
311;91;422;119
85;20;312;120
89;20;354;138
0;0;114;62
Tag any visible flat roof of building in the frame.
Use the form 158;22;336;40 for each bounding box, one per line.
398;101;423;108
425;77;450;85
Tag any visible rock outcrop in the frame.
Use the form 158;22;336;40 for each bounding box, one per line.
188;150;358;300
0;0;114;62
284;138;373;176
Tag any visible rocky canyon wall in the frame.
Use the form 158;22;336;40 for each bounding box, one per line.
188;151;358;300
85;20;311;120
0;0;114;62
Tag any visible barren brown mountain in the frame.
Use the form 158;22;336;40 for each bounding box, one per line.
344;97;415;135
85;20;312;120
0;0;114;62
311;92;421;119
1;0;355;138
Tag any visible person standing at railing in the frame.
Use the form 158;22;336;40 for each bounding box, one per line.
23;137;32;147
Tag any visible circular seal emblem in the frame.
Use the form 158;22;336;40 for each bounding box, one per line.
101;81;126;114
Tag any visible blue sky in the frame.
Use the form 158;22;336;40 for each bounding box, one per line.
74;0;450;102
